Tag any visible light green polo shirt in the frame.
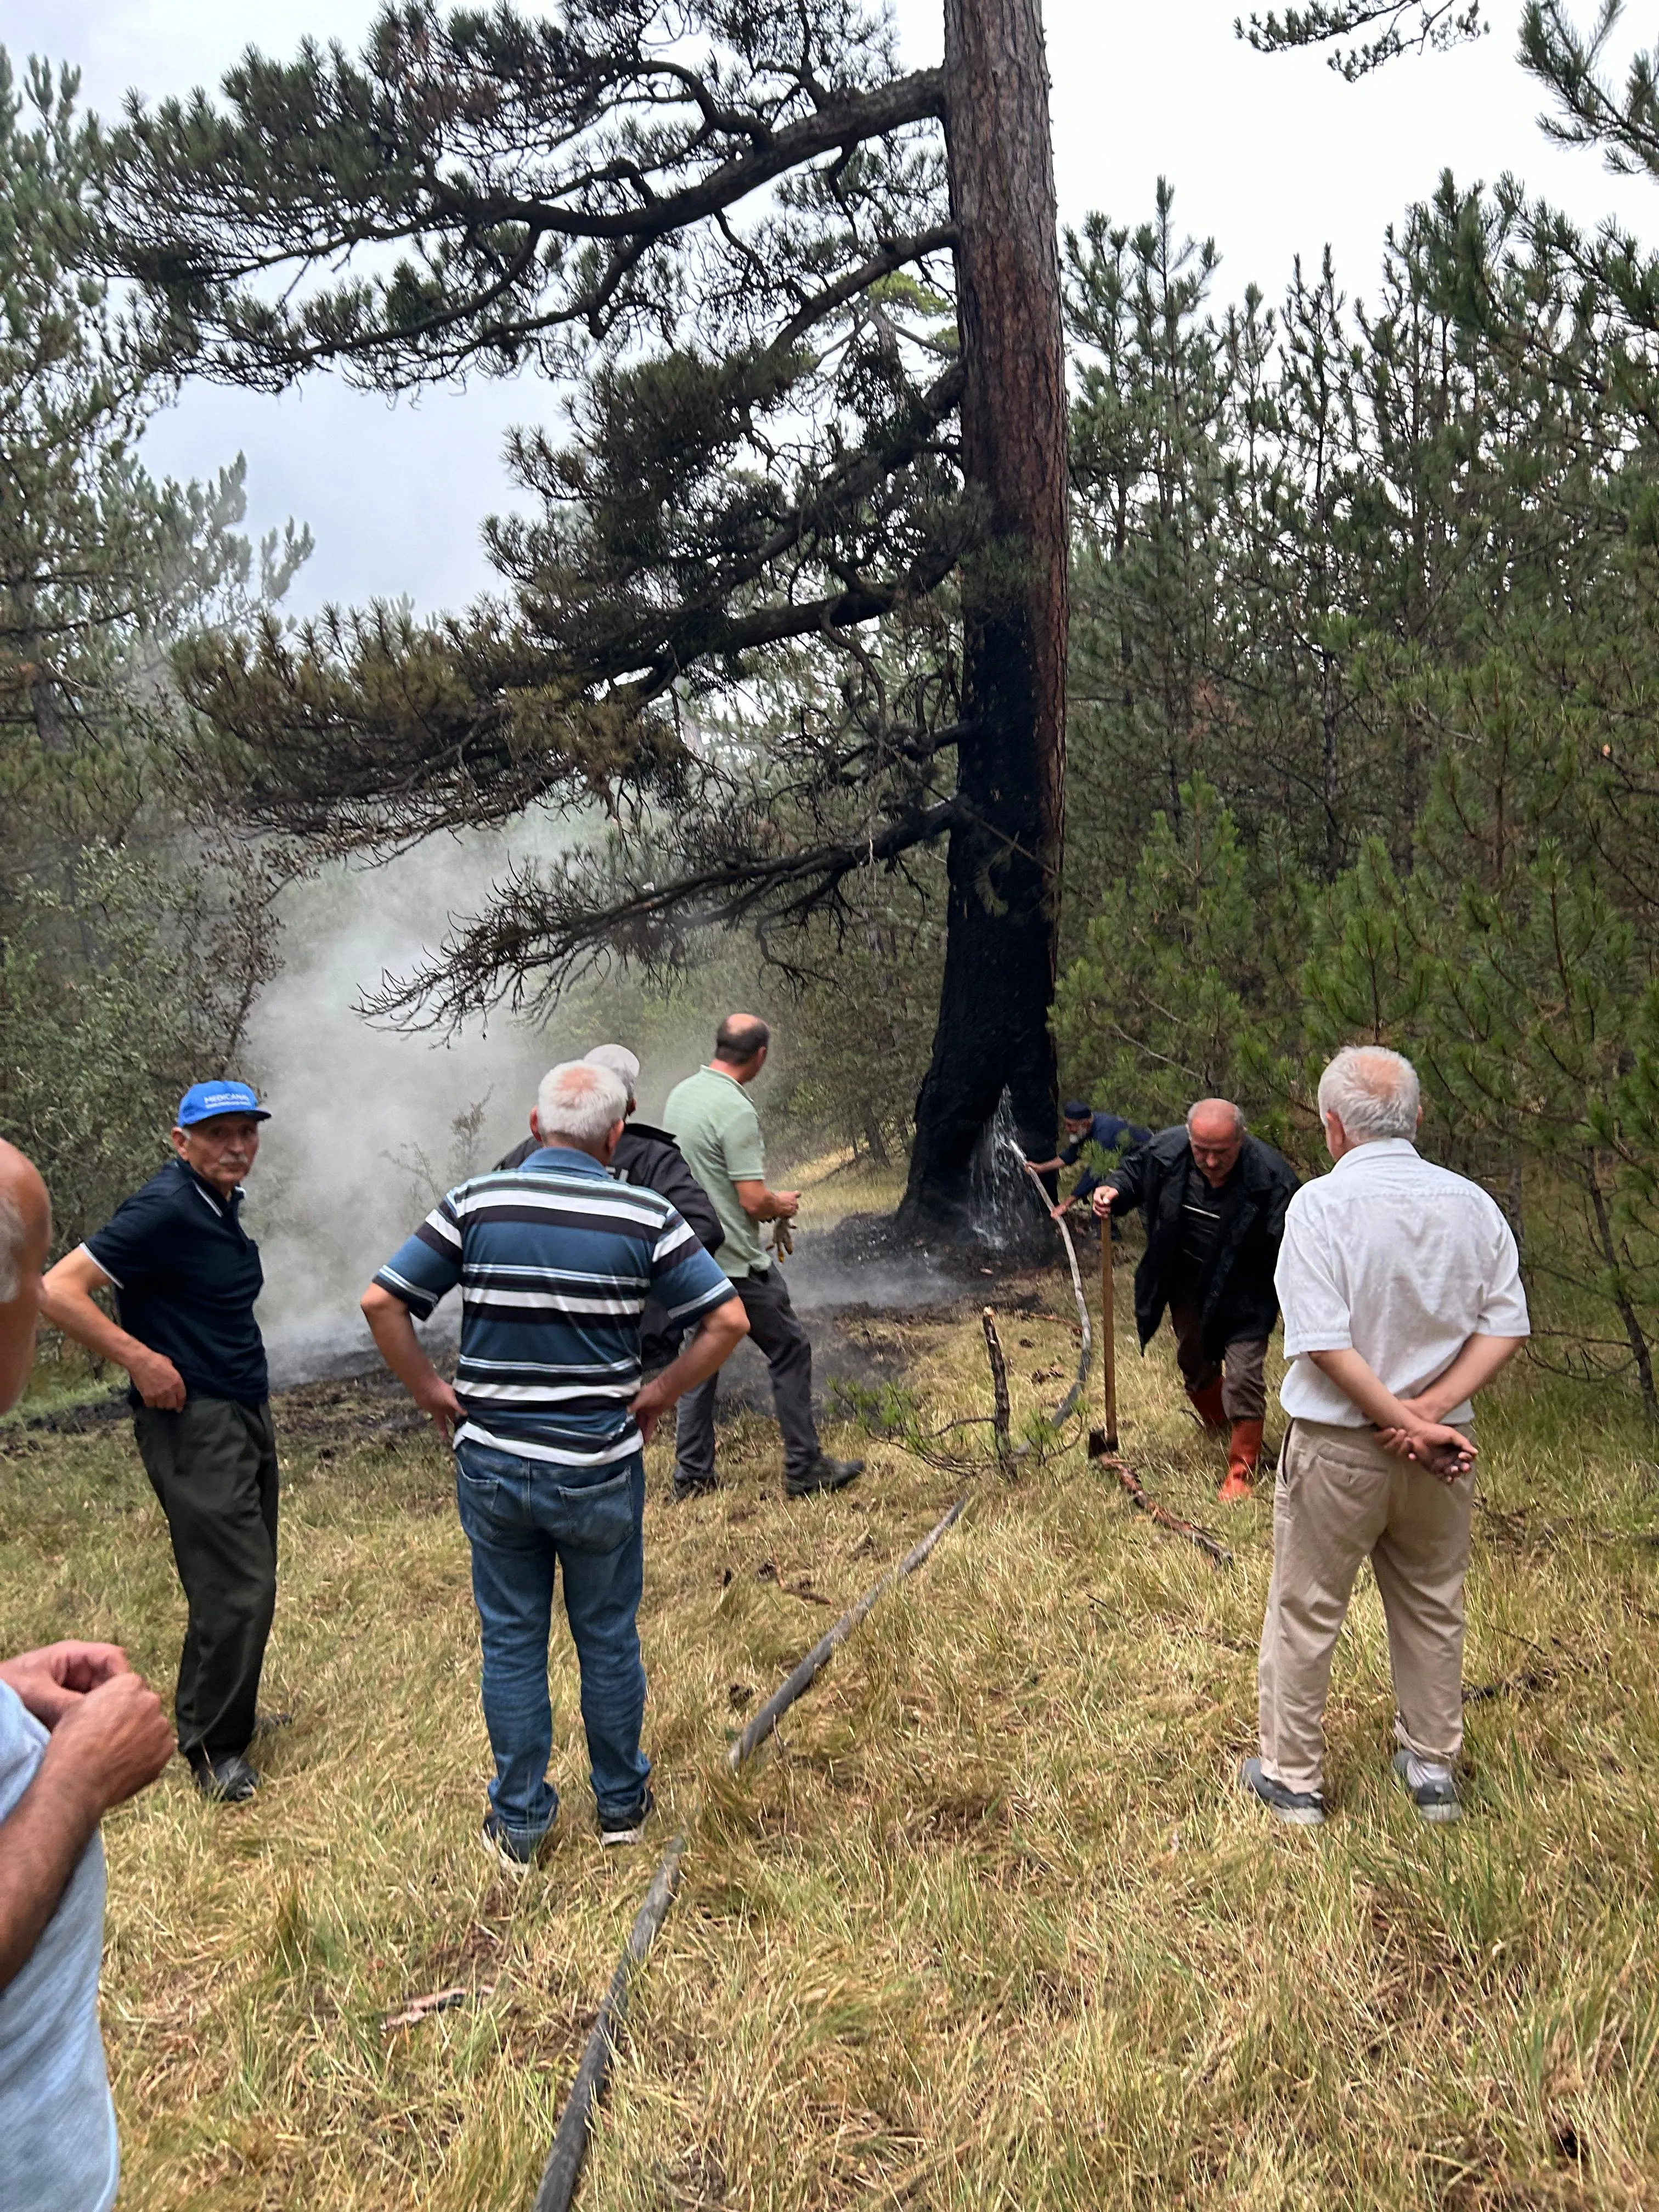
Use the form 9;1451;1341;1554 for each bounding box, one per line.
663;1064;769;1279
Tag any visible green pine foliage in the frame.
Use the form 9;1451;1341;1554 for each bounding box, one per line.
0;52;308;1244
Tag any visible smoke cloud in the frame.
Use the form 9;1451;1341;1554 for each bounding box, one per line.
245;832;715;1384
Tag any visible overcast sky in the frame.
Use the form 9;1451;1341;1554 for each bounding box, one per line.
13;0;1658;619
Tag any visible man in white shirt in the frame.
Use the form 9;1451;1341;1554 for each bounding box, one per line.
1242;1046;1530;1828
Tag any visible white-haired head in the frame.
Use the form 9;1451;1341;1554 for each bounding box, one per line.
534;1061;630;1151
1317;1045;1421;1143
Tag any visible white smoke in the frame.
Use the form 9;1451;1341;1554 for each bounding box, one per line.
240;830;736;1385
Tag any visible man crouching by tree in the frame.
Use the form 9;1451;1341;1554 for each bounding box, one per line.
1092;1099;1299;1499
42;1084;279;1805
362;1062;747;1868
1242;1046;1528;1830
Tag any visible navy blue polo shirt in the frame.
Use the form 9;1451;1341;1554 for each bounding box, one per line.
84;1160;268;1405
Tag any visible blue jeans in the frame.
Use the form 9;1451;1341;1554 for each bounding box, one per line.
454;1441;651;1847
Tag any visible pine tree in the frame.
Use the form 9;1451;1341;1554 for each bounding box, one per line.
0;52;308;1240
103;0;1070;1233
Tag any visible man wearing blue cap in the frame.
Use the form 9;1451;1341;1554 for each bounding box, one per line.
42;1083;278;1804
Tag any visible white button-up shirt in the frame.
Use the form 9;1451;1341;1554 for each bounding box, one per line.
1276;1138;1530;1426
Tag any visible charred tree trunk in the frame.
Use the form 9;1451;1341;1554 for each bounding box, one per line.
900;0;1069;1235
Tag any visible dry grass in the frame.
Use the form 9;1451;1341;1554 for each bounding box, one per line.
3;1218;1659;2209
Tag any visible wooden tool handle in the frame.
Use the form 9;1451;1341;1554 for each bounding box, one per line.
1101;1232;1119;1452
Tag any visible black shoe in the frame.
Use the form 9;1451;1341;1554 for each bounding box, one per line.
672;1469;719;1502
786;1455;864;1498
1239;1755;1324;1827
481;1812;548;1871
193;1754;260;1804
599;1785;654;1847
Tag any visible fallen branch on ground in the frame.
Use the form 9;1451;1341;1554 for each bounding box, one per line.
382;1983;495;2033
980;1308;1012;1463
1087;1442;1234;1568
1014;1157;1092;1426
1462;1666;1554;1705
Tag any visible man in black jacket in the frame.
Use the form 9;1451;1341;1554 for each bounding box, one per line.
496;1045;724;1369
1091;1098;1298;1500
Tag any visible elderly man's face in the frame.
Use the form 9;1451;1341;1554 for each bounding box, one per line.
1188;1107;1244;1189
1063;1114;1092;1140
172;1113;262;1199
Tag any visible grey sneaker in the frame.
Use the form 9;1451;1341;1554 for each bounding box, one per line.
193;1754;260;1805
1240;1755;1325;1827
786;1455;864;1499
1392;1750;1461;1824
599;1786;654;1847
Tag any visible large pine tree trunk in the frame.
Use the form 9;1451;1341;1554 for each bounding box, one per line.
900;0;1069;1234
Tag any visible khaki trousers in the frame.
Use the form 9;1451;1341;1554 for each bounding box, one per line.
1257;1419;1472;1797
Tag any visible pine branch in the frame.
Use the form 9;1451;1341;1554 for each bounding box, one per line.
1238;1;1484;78
103;2;949;387
1521;3;1659;180
357;794;967;1027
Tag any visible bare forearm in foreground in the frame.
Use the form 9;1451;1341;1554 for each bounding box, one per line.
0;1668;173;1993
0;1748;106;1991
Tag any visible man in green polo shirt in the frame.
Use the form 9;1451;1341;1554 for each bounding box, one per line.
663;1015;863;1502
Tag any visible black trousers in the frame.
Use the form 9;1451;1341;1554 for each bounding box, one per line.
134;1394;279;1765
673;1266;821;1481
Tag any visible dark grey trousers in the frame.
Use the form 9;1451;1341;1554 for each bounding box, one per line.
134;1394;279;1766
673;1266;820;1481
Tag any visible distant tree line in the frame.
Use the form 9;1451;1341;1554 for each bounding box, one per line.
1056;155;1659;1413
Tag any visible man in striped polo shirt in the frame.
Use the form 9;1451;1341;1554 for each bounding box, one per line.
362;1062;747;1865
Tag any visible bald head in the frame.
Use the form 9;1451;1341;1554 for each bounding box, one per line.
713;1013;771;1079
1186;1098;1246;1188
0;1139;50;1414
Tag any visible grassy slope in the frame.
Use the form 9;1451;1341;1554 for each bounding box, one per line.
2;1227;1658;2209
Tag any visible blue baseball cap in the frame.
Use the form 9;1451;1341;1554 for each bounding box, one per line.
177;1081;270;1128
1063;1100;1093;1121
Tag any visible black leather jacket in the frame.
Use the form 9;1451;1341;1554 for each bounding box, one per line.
1106;1124;1299;1359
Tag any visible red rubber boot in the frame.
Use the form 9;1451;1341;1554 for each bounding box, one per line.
1219;1418;1264;1502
